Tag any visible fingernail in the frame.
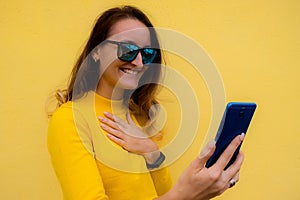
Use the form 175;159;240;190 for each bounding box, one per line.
208;140;216;149
200;140;215;157
98;116;104;121
104;111;111;115
240;133;245;141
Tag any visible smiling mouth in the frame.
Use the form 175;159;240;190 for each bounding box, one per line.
120;68;140;75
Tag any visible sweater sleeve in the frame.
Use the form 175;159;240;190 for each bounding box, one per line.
47;104;109;200
150;167;173;196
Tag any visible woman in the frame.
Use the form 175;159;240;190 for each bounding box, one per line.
48;5;244;200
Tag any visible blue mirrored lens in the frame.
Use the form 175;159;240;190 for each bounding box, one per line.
141;48;157;64
117;42;157;64
118;44;139;61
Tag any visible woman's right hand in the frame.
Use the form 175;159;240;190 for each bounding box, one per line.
157;134;244;200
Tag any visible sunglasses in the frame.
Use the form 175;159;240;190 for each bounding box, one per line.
104;40;158;64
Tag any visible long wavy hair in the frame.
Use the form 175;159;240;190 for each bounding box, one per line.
55;6;163;123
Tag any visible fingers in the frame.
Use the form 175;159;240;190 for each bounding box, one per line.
99;115;120;131
191;140;216;169
102;111;115;121
99;112;130;132
100;112;148;139
227;171;240;189
103;112;127;128
223;151;244;180
100;123;124;139
98;111;142;139
106;132;126;147
226;174;239;190
212;134;244;171
222;151;244;191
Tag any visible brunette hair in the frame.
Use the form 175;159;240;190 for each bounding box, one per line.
55;5;163;122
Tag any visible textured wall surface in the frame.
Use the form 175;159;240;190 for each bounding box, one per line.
0;0;299;199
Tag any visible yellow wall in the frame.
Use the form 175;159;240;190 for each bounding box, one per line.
1;0;299;199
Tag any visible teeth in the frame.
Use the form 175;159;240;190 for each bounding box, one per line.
123;69;138;75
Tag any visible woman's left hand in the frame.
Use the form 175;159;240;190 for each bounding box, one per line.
98;112;160;164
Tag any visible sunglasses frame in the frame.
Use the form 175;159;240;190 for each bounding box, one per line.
104;40;158;64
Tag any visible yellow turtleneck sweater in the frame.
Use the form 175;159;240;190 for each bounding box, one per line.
47;92;172;200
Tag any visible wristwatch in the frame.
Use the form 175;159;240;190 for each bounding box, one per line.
146;152;166;169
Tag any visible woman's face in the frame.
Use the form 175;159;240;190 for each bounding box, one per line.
95;18;151;99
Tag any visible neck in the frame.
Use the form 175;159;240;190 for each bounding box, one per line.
96;82;124;100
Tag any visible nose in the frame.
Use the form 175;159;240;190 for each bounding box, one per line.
131;51;143;67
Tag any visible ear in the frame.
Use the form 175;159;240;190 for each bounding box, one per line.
92;47;100;62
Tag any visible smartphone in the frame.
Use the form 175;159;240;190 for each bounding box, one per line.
205;102;257;169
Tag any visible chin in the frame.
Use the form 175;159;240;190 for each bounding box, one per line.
117;74;143;90
118;81;140;90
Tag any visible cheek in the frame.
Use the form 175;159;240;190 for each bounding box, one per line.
98;46;118;68
99;59;122;75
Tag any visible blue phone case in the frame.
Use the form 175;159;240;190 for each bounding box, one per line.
205;102;257;169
